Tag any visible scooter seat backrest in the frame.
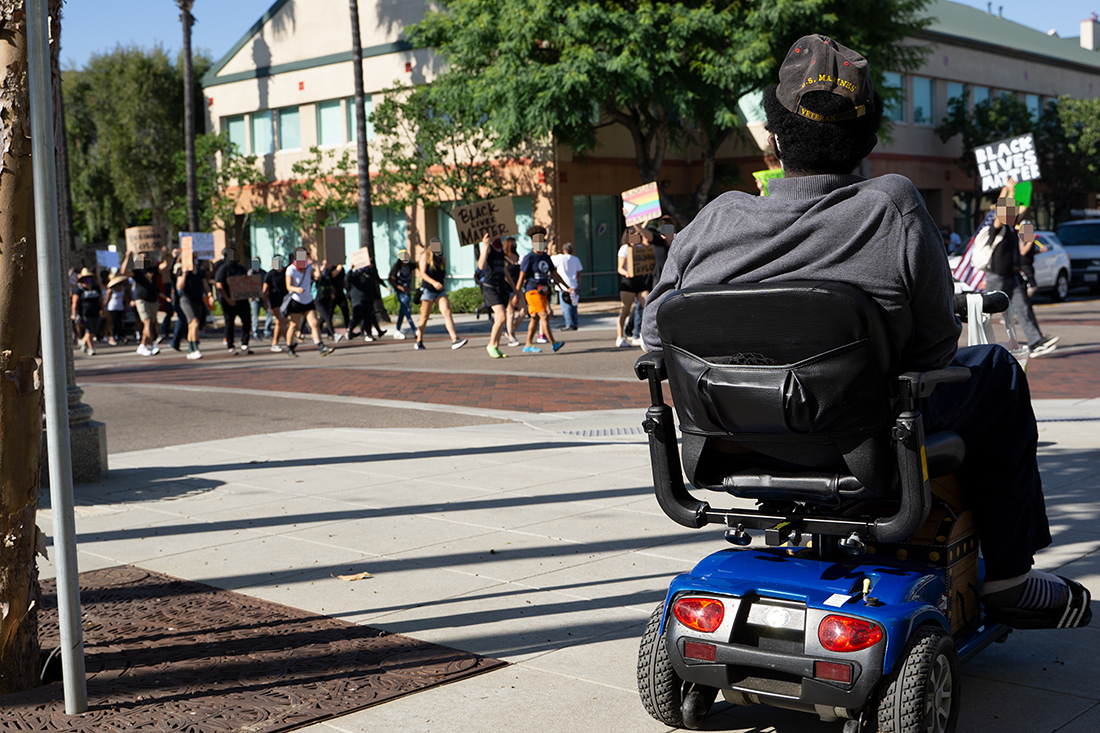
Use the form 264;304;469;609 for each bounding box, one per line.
657;281;898;495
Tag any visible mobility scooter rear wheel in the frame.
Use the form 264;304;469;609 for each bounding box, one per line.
876;625;961;733
637;604;716;729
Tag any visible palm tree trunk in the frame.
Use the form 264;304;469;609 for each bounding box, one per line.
180;1;199;232
0;0;44;694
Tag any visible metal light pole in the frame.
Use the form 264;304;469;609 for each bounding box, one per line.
27;0;87;714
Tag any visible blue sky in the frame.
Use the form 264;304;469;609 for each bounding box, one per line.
60;0;1094;70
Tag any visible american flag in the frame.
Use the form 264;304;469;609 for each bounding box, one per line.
952;210;997;292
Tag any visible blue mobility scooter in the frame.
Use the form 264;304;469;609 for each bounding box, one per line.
635;282;1016;733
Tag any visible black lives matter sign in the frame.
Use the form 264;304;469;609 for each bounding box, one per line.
974;133;1040;193
451;197;517;246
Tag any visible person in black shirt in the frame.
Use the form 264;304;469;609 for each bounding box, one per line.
315;262;338;340
346;262;387;340
214;247;252;354
70;268;103;356
248;257;268;341
121;249;170;356
177;255;209;359
387;251;415;338
263;255;290;353
330;264;351;339
477;233;516;358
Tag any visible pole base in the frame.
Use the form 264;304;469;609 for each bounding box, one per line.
41;420;108;485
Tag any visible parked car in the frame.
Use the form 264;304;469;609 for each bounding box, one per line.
1055;219;1100;293
948;229;1072;301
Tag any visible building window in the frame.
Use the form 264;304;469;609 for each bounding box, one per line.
1025;94;1040;119
883;72;904;123
317;100;344;146
912;76;933;125
224;115;248;153
252;110;274;155
972;86;990;107
277;107;300;150
999;90;1016;102
345;95;374;142
946;82;965;115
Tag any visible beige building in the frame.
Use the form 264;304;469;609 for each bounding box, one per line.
204;0;1100;296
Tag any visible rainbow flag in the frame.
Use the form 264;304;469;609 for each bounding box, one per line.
621;182;662;226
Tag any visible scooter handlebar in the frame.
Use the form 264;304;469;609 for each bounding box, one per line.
953;291;1009;321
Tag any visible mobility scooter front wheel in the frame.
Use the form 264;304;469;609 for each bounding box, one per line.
637;604;717;729
876;625;961;733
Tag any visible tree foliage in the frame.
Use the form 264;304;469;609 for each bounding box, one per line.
936;94;1100;227
63;45;210;243
279;147;360;254
410;0;932;225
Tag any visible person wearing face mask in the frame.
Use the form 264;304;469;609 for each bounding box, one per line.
263;255;290;352
414;237;467;351
503;236;525;346
214;247;253;355
515;226;570;354
177;254;209;360
477;234;517;358
284;247;334;357
387;248;415;339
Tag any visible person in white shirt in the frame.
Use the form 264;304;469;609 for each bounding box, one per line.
551;242;583;330
283;247;334;357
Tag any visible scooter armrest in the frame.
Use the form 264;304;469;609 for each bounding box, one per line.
898;367;971;401
635;352;667;382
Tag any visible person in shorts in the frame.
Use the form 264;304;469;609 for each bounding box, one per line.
515;229;571;354
122;249;170;356
414;237;467;351
477;234;517;358
176;254;209;360
503;236;525;347
263;255;290;352
284;247;334;357
71;268;103;356
616;228;653;348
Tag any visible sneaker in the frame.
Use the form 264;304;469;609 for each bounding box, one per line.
334;333;344;343
487;344;506;358
393;330;407;340
286;343;299;357
522;345;542;354
242;346;253;355
414;341;426;351
187;350;203;360
136;344;151;356
1029;336;1060;357
552;341;564;353
451;338;468;350
150;345;161;355
270;345;283;353
630;337;644;347
364;335;374;342
615;337;629;348
507;337;521;347
535;335;549;344
228;346;238;355
87;347;95;356
319;344;334;356
154;336;164;347
79;342;87;354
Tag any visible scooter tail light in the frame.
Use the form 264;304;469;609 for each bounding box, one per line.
672;597;725;633
818;615;883;652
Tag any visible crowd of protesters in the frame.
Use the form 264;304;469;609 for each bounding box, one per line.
70;220;679;362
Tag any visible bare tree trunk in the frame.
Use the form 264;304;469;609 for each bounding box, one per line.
180;1;198;232
0;0;45;694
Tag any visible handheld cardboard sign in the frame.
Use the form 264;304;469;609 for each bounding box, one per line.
621;182;661;226
974;133;1041;192
125;225;165;253
451;197;517;246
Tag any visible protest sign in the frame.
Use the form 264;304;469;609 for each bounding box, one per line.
348;248;372;269
95;250;120;270
752;169;785;196
324;227;346;265
125;225;165;254
227;274;263;299
213;230;227;262
450;197;517;246
974;133;1040;192
179;232;215;260
626;244;655;278
1014;180;1033;208
180;236;194;271
621;182;661;226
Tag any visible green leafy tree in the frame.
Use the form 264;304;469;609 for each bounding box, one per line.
372;81;524;250
410;0;931;225
279;146;360;257
63;46;210;244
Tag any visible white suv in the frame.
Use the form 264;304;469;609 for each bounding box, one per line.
1055;220;1100;294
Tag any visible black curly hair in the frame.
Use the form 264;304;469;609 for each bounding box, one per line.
762;84;884;175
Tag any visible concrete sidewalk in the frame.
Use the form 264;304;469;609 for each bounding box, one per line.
39;399;1100;733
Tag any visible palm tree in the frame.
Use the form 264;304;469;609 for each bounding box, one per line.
177;0;199;233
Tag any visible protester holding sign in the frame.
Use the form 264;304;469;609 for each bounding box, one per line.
414;238;468;351
214;248;253;355
616;228;653;348
121;249;169;356
516;228;569;354
176;252;209;360
284;247;335;357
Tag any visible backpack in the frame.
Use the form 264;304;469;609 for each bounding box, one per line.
969;225;1004;272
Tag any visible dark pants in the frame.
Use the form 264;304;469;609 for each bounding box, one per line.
333;297;350;329
171;301;186;350
221;300;251;348
348;299;381;337
922;344;1051;580
316;297;336;338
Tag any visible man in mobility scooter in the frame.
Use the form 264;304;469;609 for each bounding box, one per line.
634;35;1092;732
